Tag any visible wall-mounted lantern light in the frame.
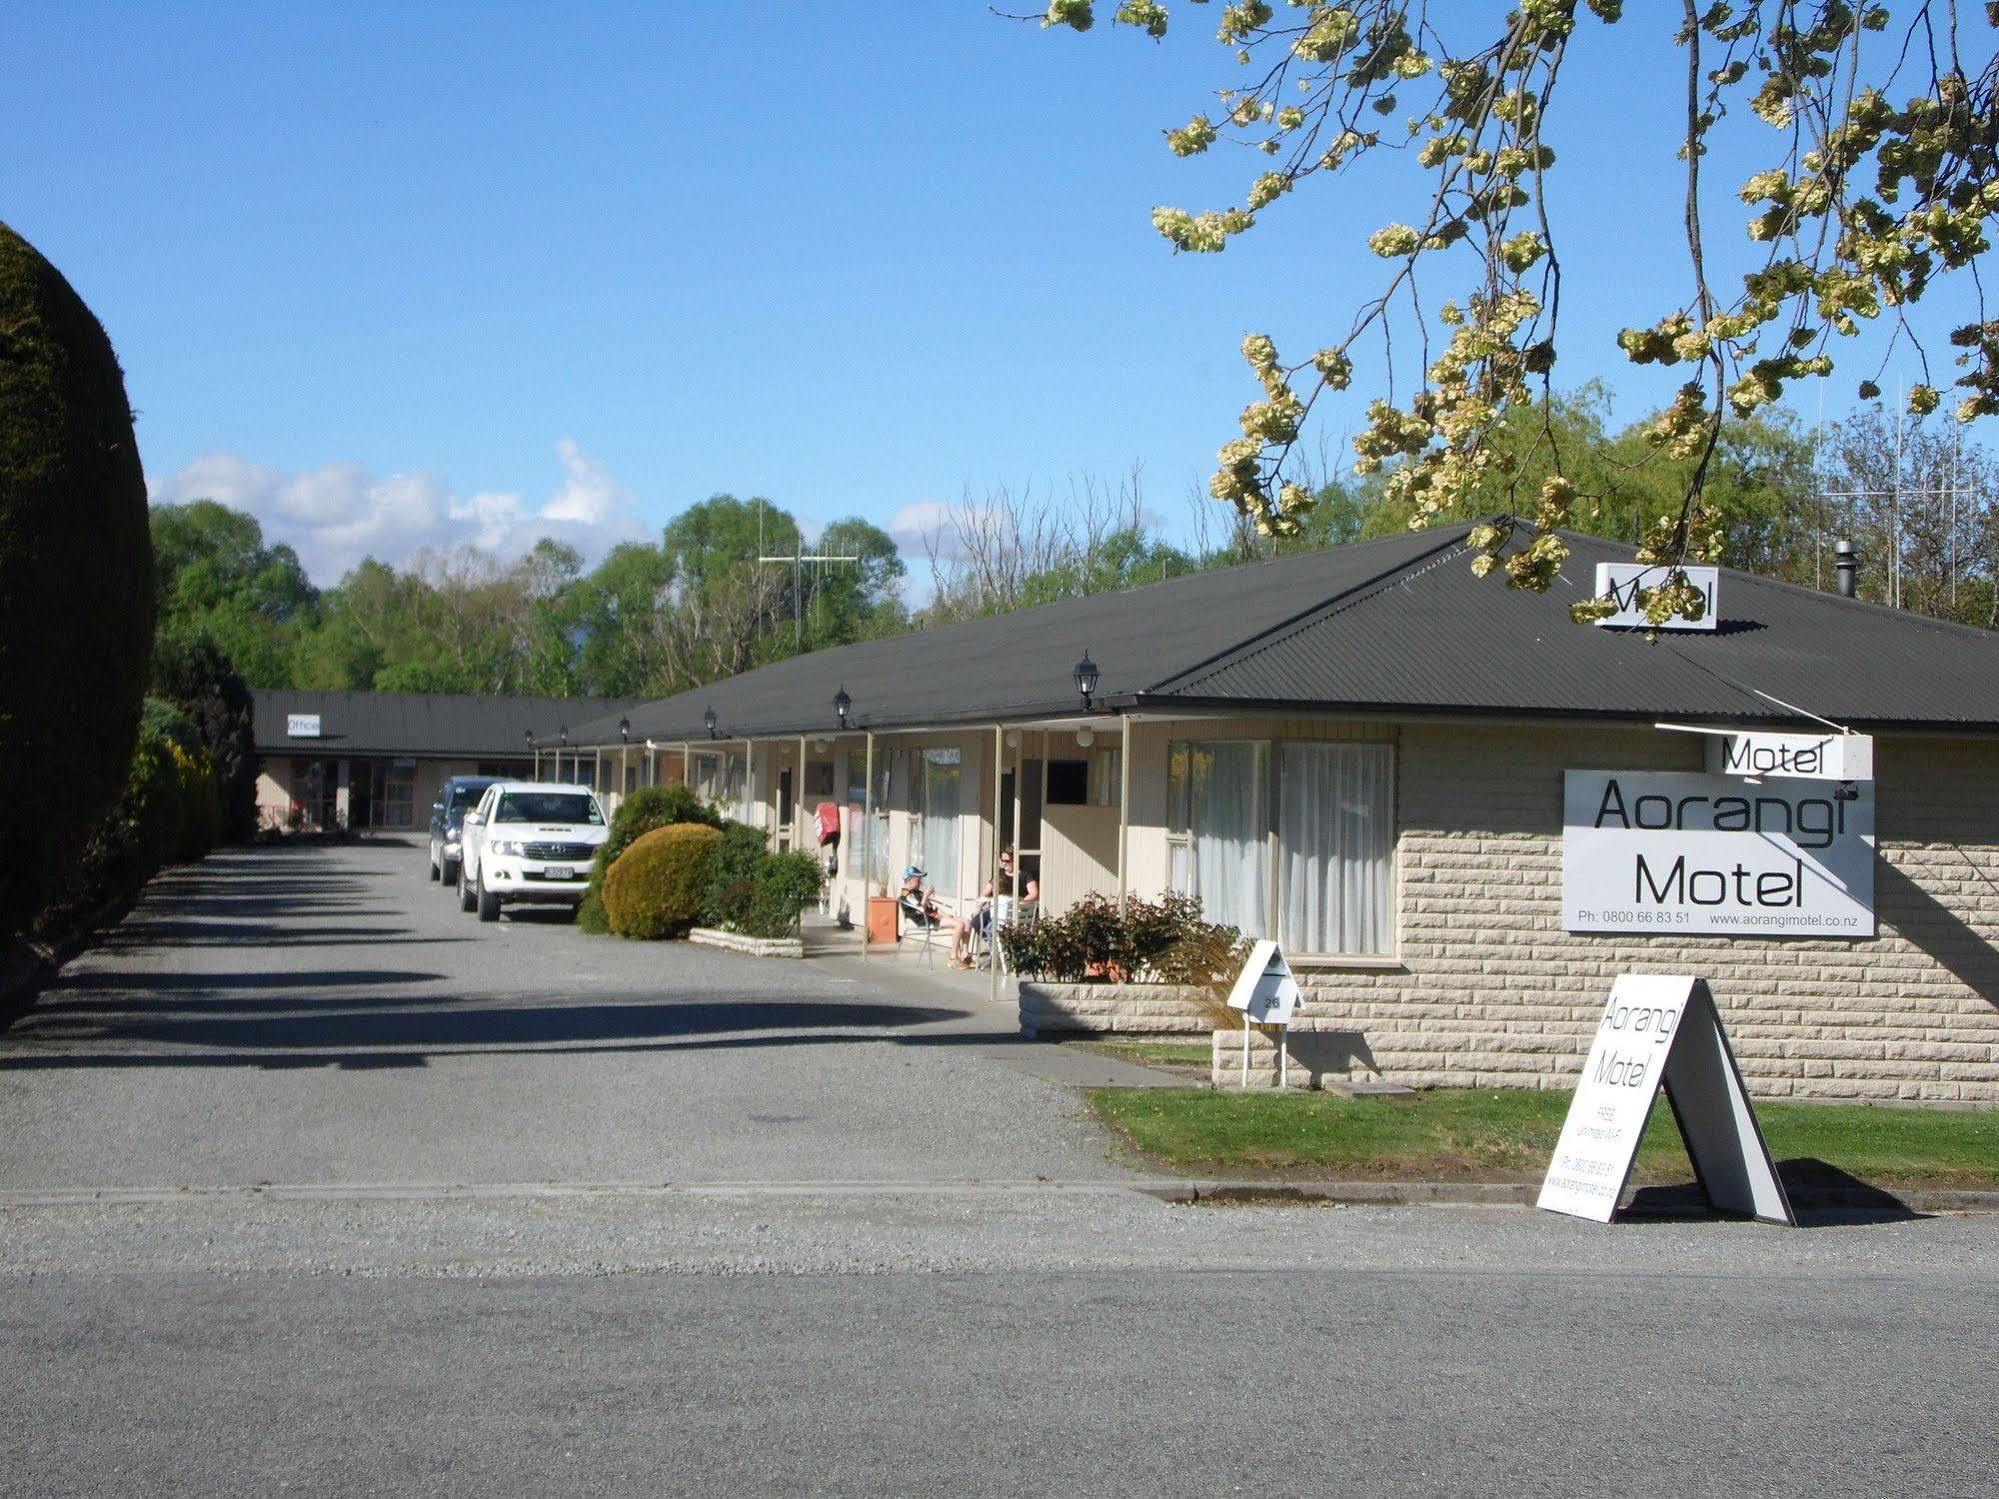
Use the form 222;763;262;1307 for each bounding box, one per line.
559;725;569;747
704;705;718;739
1074;650;1099;712
834;685;852;728
619;716;631;743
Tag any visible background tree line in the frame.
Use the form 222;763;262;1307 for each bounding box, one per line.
151;391;1999;717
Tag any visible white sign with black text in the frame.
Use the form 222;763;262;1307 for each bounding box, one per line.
1563;770;1874;937
1706;730;1874;782
1539;975;1793;1224
1590;562;1720;631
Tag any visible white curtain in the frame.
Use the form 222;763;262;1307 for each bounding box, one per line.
1187;742;1268;937
921;755;962;893
1279;743;1392;954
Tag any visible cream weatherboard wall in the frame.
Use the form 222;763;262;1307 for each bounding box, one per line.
1112;717;1998;1105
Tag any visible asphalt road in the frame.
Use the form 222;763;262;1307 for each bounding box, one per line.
3;842;1996;1496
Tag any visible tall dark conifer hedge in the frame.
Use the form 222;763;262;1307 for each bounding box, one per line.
0;221;153;941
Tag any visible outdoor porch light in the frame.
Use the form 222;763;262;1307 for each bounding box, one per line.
704;705;718;739
1076;726;1096;749
559;725;569;747
619;716;631;743
524;729;534;749
1073;649;1099;710
834;685;852;727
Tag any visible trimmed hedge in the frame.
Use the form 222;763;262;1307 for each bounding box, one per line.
602;823;723;940
32;699;224;937
0;220;154;943
577;783;723;933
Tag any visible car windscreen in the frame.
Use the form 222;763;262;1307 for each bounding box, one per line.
448;785;490;810
493;792;602;825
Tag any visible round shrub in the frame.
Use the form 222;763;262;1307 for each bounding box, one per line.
578;783;726;934
0;221;153;941
602;823;722;940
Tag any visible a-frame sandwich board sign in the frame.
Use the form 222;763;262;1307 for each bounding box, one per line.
1538;975;1795;1225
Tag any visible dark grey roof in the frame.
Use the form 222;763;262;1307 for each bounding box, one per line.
569;521;1999;743
253;690;639;758
1152;528;1999;729
572;528;1462;744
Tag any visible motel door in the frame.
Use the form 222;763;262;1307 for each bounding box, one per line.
778;768;795;849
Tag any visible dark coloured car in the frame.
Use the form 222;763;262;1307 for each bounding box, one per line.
428;775;501;886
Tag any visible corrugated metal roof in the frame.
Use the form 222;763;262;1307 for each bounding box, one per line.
570;528;1464;744
252;690;639;758
1159;529;1999;728
547;520;1999;745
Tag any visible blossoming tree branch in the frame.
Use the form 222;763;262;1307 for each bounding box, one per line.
1021;0;1999;625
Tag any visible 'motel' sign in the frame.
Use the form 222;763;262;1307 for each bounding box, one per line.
1561;770;1875;937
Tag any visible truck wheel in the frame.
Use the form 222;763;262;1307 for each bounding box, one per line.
459;867;477;913
477;880;501;923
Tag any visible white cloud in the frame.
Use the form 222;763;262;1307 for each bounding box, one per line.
147;439;647;584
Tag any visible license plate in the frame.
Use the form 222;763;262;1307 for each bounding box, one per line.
544;865;573;881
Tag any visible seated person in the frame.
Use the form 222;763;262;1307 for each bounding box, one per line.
953;846;1040;968
897;866;940;933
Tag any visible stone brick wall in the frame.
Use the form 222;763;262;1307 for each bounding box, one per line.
1279;724;1999;1104
1018;982;1221;1037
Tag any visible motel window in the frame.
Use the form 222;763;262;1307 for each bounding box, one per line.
847;749;892;885
913;747;962;892
1166;739;1393;957
1087;747;1122;807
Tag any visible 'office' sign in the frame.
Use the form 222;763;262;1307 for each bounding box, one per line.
286;713;322;738
1562;770;1874;936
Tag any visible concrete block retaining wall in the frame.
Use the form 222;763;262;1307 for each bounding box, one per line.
1017;982;1220;1038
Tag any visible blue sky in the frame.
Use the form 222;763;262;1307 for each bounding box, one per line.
9;2;1983;583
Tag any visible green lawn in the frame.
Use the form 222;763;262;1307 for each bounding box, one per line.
1088;1086;1999;1189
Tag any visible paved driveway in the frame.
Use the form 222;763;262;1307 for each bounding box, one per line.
0;840;1120;1188
6;841;1999;1495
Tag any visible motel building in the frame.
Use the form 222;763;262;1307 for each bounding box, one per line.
252;690;637;833
552;523;1999;1106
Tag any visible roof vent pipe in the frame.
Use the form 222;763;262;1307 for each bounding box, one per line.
1834;539;1861;599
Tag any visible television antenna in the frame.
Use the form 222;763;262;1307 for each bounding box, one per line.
1815;377;1977;610
756;499;860;649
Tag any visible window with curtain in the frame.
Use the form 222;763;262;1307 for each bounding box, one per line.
1167;738;1393;956
1166;741;1268;936
1277;742;1393;955
915;749;962;893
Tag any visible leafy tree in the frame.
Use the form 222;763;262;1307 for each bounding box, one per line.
150;499;318;686
1029;1;1999;625
151;629;259;842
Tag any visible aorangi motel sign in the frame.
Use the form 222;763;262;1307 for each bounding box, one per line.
1562;769;1875;936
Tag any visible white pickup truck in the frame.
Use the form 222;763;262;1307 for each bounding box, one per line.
457;781;609;923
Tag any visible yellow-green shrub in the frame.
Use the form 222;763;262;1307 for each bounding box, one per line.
602;823;722;940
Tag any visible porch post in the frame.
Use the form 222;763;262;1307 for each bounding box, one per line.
990;724;1004;1004
799;733;808;852
1116;712;1132;911
746;738;758;834
861;730;875;958
683;741;693;789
